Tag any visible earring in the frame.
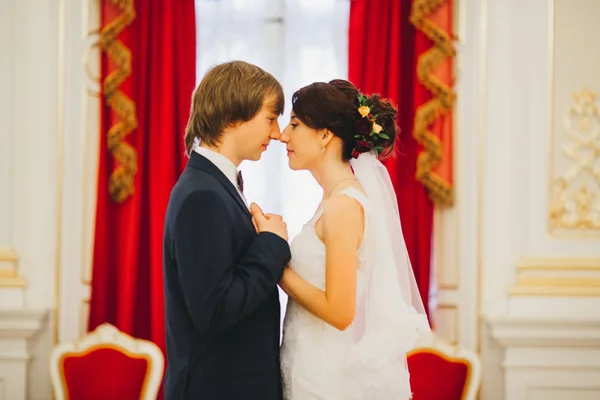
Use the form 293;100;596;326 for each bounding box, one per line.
320;143;325;154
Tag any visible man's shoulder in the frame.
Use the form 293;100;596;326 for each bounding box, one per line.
165;179;232;232
172;167;222;195
171;173;224;204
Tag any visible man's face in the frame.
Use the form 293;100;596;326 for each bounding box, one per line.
233;98;281;162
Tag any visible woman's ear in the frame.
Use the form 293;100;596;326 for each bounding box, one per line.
321;129;334;146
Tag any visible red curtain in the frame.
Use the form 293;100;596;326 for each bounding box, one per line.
89;0;196;367
349;0;434;316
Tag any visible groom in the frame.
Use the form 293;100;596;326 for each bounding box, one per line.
163;61;291;400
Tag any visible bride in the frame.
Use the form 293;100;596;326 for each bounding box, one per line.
278;80;430;399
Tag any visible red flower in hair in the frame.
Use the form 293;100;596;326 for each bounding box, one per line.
356;140;371;149
354;118;371;135
352;140;371;158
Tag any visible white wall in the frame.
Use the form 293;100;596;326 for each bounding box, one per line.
433;0;600;398
0;0;59;398
0;0;59;309
431;0;485;352
55;0;100;344
0;0;99;398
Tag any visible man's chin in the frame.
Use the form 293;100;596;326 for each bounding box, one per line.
253;146;270;160
248;152;262;161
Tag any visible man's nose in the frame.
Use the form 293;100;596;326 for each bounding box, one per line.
270;130;281;140
270;122;281;140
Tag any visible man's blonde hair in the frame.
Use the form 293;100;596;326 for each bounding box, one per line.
184;61;285;155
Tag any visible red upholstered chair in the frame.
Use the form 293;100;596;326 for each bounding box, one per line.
407;332;481;400
50;323;164;400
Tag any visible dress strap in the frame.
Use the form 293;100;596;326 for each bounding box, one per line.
309;188;369;226
336;187;369;210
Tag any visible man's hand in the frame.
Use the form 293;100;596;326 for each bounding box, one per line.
249;203;288;241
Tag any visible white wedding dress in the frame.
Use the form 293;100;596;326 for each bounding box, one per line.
280;187;417;400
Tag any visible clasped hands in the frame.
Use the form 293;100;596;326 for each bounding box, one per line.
249;203;288;242
249;203;293;291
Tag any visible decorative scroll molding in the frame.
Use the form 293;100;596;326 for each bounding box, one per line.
549;88;600;232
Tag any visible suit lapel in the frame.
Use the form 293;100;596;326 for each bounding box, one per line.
188;152;252;219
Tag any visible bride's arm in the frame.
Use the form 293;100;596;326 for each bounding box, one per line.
279;195;363;331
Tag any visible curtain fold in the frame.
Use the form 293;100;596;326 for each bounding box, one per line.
349;0;439;317
89;0;196;389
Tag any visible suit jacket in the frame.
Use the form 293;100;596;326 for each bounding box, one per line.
163;151;291;400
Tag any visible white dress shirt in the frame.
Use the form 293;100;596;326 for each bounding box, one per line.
194;146;248;207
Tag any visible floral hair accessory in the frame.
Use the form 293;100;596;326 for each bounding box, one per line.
351;94;390;158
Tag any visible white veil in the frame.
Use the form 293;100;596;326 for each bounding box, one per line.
345;152;430;373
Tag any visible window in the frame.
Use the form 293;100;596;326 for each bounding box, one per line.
195;0;350;336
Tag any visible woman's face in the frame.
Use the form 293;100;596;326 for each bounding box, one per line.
280;111;323;171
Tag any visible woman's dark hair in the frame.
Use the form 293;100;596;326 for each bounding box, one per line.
291;79;398;160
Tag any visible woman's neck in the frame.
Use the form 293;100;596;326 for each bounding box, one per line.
312;159;355;200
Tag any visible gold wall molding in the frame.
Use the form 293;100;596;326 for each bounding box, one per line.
0;248;19;263
510;257;600;296
0;248;26;287
547;0;600;237
549;88;600;232
516;257;600;271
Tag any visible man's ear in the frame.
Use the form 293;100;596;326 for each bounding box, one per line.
224;121;240;131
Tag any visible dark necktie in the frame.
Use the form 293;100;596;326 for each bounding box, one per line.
237;171;244;193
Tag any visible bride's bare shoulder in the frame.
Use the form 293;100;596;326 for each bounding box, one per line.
318;194;364;243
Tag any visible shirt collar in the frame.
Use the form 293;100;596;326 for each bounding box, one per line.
194;145;239;189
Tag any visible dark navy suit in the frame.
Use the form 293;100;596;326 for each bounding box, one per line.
163;152;290;399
